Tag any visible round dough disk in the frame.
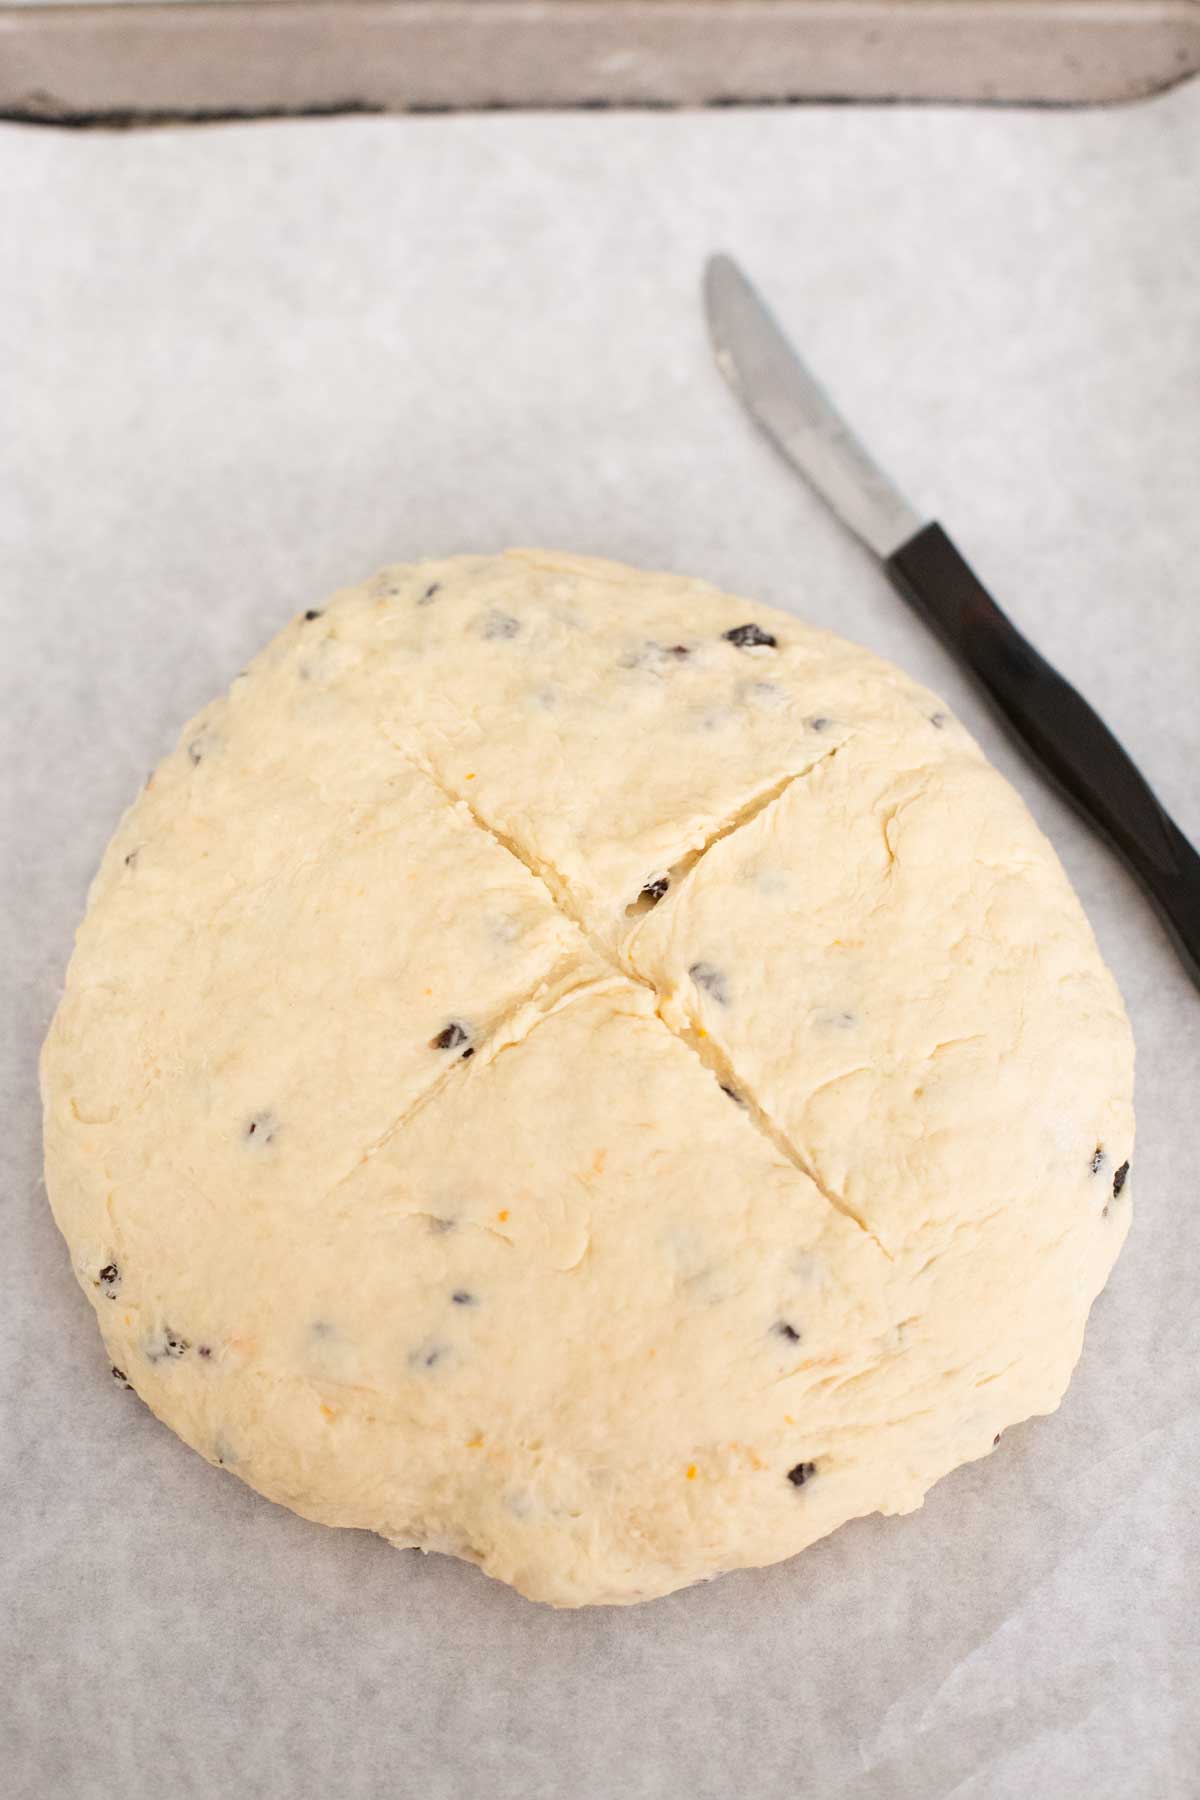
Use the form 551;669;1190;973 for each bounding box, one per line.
41;550;1134;1607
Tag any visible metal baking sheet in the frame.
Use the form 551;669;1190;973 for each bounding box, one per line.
2;0;1198;122
4;80;1200;1800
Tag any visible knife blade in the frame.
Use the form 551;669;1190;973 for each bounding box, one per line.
703;251;1200;989
705;253;922;559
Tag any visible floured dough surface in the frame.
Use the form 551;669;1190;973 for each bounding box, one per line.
41;550;1134;1606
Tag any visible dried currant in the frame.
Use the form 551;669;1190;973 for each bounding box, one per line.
689;962;730;1006
723;623;777;650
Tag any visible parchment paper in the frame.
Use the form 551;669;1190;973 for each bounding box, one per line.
3;84;1198;1800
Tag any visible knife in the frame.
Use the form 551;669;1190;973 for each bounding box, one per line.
704;251;1200;991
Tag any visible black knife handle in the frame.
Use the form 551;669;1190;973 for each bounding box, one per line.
885;521;1200;989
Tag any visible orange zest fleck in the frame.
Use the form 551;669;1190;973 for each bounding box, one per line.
320;1404;336;1420
592;1148;607;1175
466;1432;484;1449
696;1027;707;1039
686;1464;698;1481
784;1415;795;1426
497;1209;510;1223
465;772;477;781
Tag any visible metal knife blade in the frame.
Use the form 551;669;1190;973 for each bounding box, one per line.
703;252;923;559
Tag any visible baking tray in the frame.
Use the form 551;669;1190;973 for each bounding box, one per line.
2;0;1198;122
6;80;1200;1800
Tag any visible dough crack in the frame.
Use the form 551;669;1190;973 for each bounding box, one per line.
625;741;849;921
322;958;627;1206
384;736;621;971
657;1009;894;1260
382;733;889;1255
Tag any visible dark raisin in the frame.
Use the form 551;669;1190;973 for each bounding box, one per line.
1112;1161;1130;1198
460;1046;475;1061
1090;1146;1105;1175
787;1461;816;1487
641;876;670;904
419;582;441;605
993;1433;1002;1446
409;1342;446;1370
808;716;832;732
483;611;520;640
774;1322;801;1343
930;712;947;729
451;1291;477;1306
97;1263;120;1297
245;1111;278;1145
668;644;690;660
145;1326;190;1362
198;1345;212;1359
431;1022;469;1051
124;848;139;869
303;609;323;622
689;962;730;1006
724;623;777;650
111;1365;130;1387
719;1082;743;1105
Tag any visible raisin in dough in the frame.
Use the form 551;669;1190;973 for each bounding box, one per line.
41;550;1134;1607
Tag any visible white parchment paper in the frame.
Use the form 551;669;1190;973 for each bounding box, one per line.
3;84;1199;1800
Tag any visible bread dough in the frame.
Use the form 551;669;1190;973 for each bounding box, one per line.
41;550;1134;1607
